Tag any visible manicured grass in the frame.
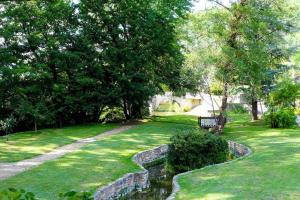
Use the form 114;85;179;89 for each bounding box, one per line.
0;123;118;163
151;114;198;126
0;116;198;199
176;114;300;199
2;114;298;199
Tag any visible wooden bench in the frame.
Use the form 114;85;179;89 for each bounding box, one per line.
198;116;226;129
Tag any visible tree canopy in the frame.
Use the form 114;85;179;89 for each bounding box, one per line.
179;0;298;131
0;0;191;132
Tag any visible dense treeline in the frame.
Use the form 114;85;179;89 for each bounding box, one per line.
0;0;191;132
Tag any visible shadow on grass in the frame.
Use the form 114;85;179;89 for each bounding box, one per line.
176;114;300;199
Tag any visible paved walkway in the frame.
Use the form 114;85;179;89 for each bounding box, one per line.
0;125;135;181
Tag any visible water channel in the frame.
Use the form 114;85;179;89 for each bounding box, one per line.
124;161;173;200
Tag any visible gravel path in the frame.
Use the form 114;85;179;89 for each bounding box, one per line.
0;125;135;181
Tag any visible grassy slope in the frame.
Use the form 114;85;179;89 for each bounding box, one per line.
0;123;118;163
176;114;300;200
0;116;198;199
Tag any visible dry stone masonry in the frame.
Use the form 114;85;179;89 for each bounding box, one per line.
94;141;251;200
94;145;168;200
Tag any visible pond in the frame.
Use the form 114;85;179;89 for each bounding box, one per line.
124;161;173;200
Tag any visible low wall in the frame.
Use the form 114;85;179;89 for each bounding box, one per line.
228;140;251;157
94;141;251;200
166;141;251;200
94;145;169;200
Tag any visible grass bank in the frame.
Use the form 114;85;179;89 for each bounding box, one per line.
176;114;300;199
0;116;197;199
0;123;118;163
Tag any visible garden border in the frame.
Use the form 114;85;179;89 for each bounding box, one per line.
94;141;251;200
166;141;252;200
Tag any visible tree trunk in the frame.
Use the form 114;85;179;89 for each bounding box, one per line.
123;100;131;120
251;99;258;120
34;120;37;132
217;82;229;134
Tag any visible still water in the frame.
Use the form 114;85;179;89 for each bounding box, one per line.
124;162;173;200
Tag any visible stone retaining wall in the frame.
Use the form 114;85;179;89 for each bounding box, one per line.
94;141;251;200
94;145;169;200
166;141;251;200
228;140;251;157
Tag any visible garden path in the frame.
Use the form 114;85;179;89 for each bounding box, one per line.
0;125;136;181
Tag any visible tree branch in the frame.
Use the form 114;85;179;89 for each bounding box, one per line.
208;0;230;11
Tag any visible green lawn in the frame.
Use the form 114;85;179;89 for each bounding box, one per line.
0;123;118;163
1;114;300;199
176;114;300;200
0;116;197;199
151;114;198;126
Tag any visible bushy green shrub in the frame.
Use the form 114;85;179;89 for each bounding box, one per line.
167;130;229;173
265;79;300;128
295;108;300;115
268;80;300;108
0;188;36;200
228;103;248;114
0;189;93;200
99;106;125;122
58;191;93;200
264;108;296;128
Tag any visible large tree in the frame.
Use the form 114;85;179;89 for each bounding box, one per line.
0;0;191;132
182;0;296;132
232;0;297;120
79;0;191;119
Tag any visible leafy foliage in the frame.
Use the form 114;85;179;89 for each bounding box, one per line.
267;79;300;108
228;103;248;114
180;0;298;128
167;129;229;173
0;188;93;200
99;107;125;123
58;191;93;200
264;107;296;128
0;0;191;132
264;79;300;128
0;188;36;200
0;115;16;136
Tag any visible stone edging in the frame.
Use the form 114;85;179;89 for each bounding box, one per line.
94;144;169;200
94;141;251;200
166;141;252;200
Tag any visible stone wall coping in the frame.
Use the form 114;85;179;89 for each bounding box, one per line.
166;140;252;200
94;144;169;200
94;141;251;200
